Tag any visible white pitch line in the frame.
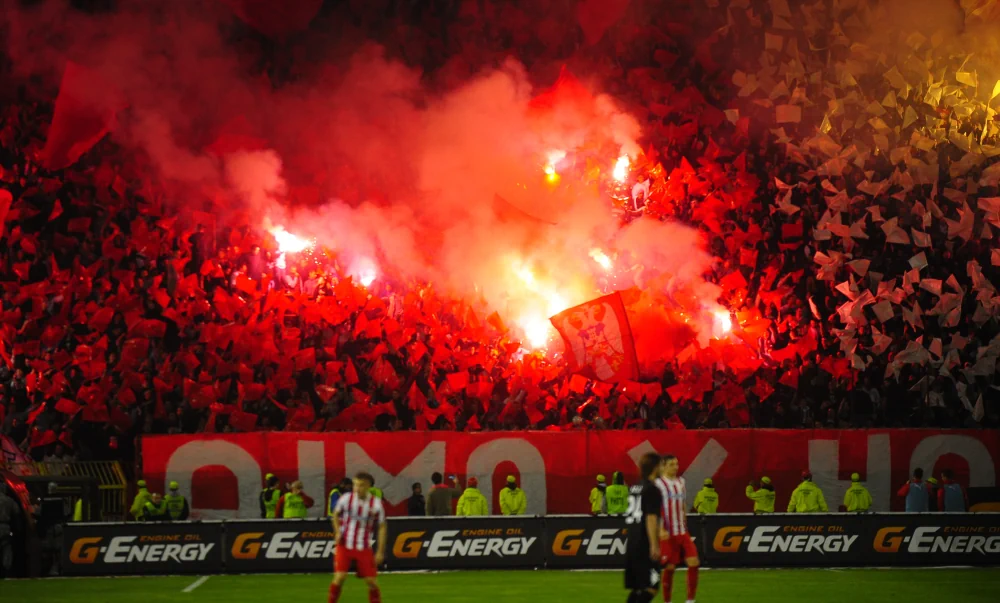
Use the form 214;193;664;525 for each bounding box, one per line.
182;576;210;593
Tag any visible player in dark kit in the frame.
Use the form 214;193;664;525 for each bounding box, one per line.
624;452;665;603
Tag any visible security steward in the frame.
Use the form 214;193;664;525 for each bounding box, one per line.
164;481;190;521
843;473;873;512
260;473;282;519
143;493;171;522
606;471;629;515
745;476;775;513
590;474;608;515
692;478;719;514
130;479;153;521
499;475;527;516
277;481;314;518
788;472;828;513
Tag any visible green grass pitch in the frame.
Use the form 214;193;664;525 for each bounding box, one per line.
2;568;999;602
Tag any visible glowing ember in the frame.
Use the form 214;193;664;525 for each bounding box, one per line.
613;155;630;182
271;227;312;254
713;309;733;335
589;248;612;271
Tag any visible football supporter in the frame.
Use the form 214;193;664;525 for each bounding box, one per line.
407;483;425;516
330;472;387;603
623;452;663;603
426;473;462;516
658;455;699;603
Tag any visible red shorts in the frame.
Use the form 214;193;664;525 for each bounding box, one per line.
334;544;377;578
660;533;698;566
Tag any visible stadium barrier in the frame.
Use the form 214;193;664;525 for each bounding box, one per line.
61;513;1000;576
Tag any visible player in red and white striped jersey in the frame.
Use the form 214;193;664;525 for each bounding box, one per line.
329;472;387;603
657;455;700;603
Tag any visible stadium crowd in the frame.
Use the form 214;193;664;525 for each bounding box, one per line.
2;0;1000;464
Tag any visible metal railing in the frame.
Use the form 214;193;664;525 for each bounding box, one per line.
8;461;128;521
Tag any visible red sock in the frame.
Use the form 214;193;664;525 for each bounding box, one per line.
368;586;382;603
686;566;699;601
328;583;341;603
662;569;674;603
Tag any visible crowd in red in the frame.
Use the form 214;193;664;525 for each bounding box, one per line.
2;0;999;463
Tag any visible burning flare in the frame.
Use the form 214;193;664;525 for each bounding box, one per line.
544;150;566;183
270;226;312;254
613;155;630;182
713;309;733;337
589;248;612;271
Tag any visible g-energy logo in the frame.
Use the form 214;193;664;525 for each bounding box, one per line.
552;528;627;557
874;527;1000;555
393;528;537;559
231;531;336;560
69;535;214;564
713;526;857;554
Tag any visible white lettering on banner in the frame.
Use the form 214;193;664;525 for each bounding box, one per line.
908;527;1000;554
910;436;997;487
298;440;326;517
809;435;890;512
587;529;627;556
165;440;262;519
345;442;445;506
265;532;337;560
466;438;547;515
746;527;858;554
628;439;728;508
104;537;215;563
426;531;537;558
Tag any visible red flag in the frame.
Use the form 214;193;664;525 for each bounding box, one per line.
486;311;507;333
55;398;82;417
293;348;316;371
407;382;427;411
550;292;639;383
446;371;469;392
576;0;632;45
30;429;58;449
345;359;360;386
568;374;590;394
41;61;125;170
229;410;259;433
0;190;11;240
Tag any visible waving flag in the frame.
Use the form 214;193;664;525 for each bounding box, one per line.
550;292;639;383
41;62;125;170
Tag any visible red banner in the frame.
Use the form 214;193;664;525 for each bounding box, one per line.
141;430;1000;519
550;292;639;382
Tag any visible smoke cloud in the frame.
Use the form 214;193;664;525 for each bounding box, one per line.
3;0;720;371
